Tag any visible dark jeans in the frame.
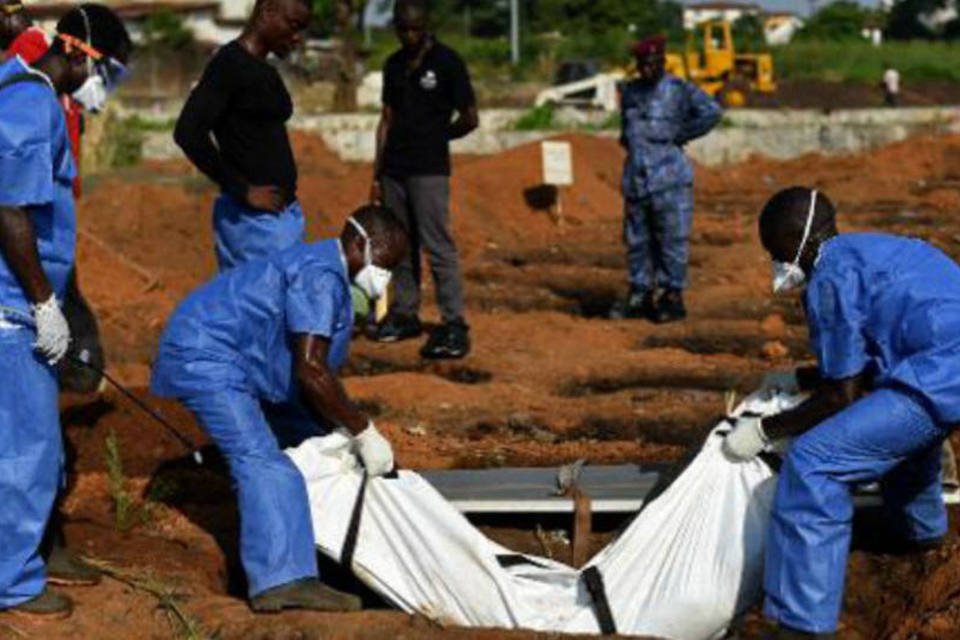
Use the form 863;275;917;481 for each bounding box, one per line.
381;174;465;323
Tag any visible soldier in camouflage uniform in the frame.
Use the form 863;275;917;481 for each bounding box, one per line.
610;34;722;323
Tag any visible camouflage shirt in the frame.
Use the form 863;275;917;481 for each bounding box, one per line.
620;74;722;199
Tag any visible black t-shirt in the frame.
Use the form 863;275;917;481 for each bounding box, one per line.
174;41;297;204
381;39;476;177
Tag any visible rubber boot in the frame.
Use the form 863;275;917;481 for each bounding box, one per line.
653;290;687;324
249;578;362;613
8;588;74;620
42;511;101;586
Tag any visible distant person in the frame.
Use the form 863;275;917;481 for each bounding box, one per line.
0;4;130;618
610;34;722;323
174;0;311;271
0;0;47;62
882;63;900;107
369;0;478;359
152;206;406;612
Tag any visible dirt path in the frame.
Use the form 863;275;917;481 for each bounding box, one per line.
13;132;960;638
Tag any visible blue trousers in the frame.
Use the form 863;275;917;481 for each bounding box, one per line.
623;187;693;293
181;391;322;597
764;388;948;633
0;331;62;608
213;194;306;272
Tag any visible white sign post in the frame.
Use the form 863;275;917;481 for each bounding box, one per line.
541;140;574;225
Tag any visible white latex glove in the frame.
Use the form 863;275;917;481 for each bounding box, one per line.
760;369;799;396
32;295;70;364
353;422;394;477
722;416;768;462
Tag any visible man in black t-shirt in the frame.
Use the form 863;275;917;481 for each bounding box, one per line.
370;0;478;359
174;0;310;272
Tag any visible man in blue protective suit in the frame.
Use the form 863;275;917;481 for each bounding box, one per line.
151;204;407;612
174;0;311;271
0;4;130;619
723;186;960;639
610;34;722;323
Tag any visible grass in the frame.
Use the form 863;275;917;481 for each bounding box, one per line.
362;29;960;86
82;557;215;640
769;40;960;83
105;430;136;531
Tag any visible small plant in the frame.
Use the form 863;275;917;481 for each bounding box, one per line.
105;430;136;531
514;103;556;131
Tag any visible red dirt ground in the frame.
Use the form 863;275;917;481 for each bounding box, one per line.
9;131;960;639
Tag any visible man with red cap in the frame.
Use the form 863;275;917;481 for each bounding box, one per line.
609;34;722;323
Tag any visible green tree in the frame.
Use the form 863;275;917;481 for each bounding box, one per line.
141;10;194;50
731;13;766;52
885;0;947;39
796;1;874;41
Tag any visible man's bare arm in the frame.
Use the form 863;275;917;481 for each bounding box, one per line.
448;104;478;141
293;333;368;435
0;206;52;304
762;373;867;440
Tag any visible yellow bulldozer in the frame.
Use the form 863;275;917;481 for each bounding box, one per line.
664;19;776;107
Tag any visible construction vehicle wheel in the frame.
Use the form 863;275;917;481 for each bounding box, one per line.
719;79;750;108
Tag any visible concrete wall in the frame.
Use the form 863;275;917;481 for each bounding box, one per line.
139;106;960;167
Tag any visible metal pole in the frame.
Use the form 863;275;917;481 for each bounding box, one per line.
510;0;519;66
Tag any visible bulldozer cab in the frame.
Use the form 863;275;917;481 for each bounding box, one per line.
664;19;776;106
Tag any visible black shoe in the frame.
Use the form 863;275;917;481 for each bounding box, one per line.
250;578;362;613
764;625;836;640
46;546;101;587
608;290;655;320
9;588;73;619
652;290;687;324
420;319;470;359
372;313;422;343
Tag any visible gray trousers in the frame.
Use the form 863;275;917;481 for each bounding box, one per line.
381;175;464;322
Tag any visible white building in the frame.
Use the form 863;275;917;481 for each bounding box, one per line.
24;0;251;46
763;12;804;45
683;1;762;31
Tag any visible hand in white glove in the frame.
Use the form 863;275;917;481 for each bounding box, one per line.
353;422;394;477
760;369;799;396
722;416;768;462
32;294;70;364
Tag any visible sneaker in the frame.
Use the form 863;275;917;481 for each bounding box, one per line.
652;290;687;324
8;588;73;620
420;318;471;360
250;578;362;613
46;546;101;587
371;313;422;343
608;289;655;320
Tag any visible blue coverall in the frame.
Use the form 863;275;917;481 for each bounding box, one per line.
764;233;960;633
619;75;722;293
151;239;353;597
213;193;305;272
0;57;77;608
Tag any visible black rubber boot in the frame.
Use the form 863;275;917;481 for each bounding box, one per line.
764;625;836;640
46;545;101;587
8;588;74;619
652;289;687;324
608;289;655;320
371;313;422;343
420;318;470;360
250;578;362;613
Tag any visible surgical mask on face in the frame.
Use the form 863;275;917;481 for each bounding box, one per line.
72;73;107;112
772;189;818;294
348;217;392;300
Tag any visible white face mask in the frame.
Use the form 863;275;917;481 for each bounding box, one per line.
772;189;818;294
348;217;392;300
72;73;107;112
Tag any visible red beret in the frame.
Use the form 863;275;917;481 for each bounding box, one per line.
632;34;666;58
